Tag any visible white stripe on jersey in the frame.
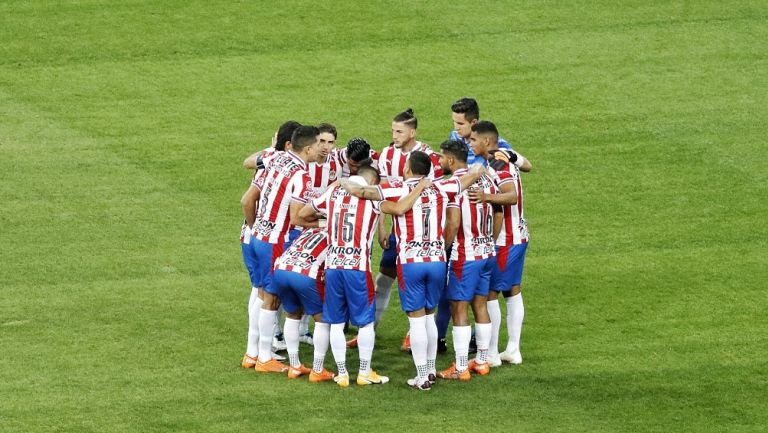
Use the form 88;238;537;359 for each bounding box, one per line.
312;185;381;272
274;227;328;279
377;141;444;184
252;151;313;244
308;150;343;196
489;163;529;246
449;168;498;263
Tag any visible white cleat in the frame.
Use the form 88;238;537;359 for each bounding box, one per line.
407;376;431;391
272;335;287;352
299;332;314;346
500;350;523;365
271;352;286;361
488;354;502;368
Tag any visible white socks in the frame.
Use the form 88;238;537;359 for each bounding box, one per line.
284;318;301;367
312;322;330;373
475;322;491;363
357;323;376;375
425;313;438;374
257;308;278;362
329;323;348;375
487;299;501;358
506;294;524;354
408;316;428;379
452;325;472;372
374;274;395;326
245;290;262;357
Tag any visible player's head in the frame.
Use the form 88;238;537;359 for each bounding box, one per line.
276;120;302;152
469;120;499;159
316;123;337;160
357;165;381;186
291;125;321;162
451;98;480;139
392;108;418;149
404;151;432;179
438;139;469;175
346;137;373;175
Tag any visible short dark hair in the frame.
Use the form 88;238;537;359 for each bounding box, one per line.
357;165;380;185
317;123;337;138
393;108;417;129
471;120;498;137
276;120;301;151
451;98;479;121
291;125;320;152
346;137;372;163
408;151;432;176
440;139;468;163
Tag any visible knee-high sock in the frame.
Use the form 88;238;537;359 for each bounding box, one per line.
408;316;428;379
246;291;262;357
329;323;348;375
487;299;501;358
425;313;438;373
374;274;394;326
506;294;524;354
299;314;311;335
312;322;330;373
357;323;375;375
474;322;492;363
452;325;471;372
284;318;301;367
258;308;278;362
436;293;451;340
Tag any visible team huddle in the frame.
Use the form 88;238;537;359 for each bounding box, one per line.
239;98;532;390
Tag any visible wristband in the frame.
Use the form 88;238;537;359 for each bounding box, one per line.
514;155;526;168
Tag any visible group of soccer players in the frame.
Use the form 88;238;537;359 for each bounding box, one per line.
238;98;532;390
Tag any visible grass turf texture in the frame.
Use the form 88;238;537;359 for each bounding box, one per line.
1;1;767;432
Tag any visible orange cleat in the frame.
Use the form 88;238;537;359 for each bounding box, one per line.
346;336;358;348
255;358;288;373
438;363;471;381
241;354;258;369
287;364;312;379
400;333;411;352
309;368;336;383
468;359;490;376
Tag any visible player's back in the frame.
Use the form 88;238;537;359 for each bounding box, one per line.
253;151;310;244
323;186;381;272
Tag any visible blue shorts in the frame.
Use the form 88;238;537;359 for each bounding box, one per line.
379;233;398;269
272;269;323;315
491;243;528;292
250;239;284;293
285;228;302;249
397;262;446;312
447;258;494;301
241;241;259;287
323;269;375;327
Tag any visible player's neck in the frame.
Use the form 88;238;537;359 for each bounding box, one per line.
401;139;417;153
454;163;468;173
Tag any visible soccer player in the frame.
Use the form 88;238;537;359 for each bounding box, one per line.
299;164;388;387
271;227;335;382
436;140;517;380
251;125;320;373
343;151;486;390
375;109;443;350
339;135;380;177
469;120;532;366
449;97;516;166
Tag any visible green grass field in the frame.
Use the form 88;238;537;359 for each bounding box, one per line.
2;1;767;432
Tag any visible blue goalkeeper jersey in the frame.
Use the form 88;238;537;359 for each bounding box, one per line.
448;130;512;165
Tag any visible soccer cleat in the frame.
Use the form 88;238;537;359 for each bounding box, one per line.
271;351;286;362
272;334;287;352
309;368;336;383
407;376;432;391
255;358;289;373
346;336;358;348
400;333;411;352
468;359;490;376
500;350;523;365
241;354;257;369
438;363;471;381
334;373;350;388
356;370;390;386
488;354;502;368
287;364;312;379
468;335;477;354
299;332;314;346
437;337;448;354
427;372;437;385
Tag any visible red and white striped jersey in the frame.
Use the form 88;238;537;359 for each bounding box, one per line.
379;177;461;264
378;141;444;183
312;185;381;272
252;151;314;244
274;227;328;279
307;150;343;195
448;168;498;262
337;148;381;178
489;164;529;246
